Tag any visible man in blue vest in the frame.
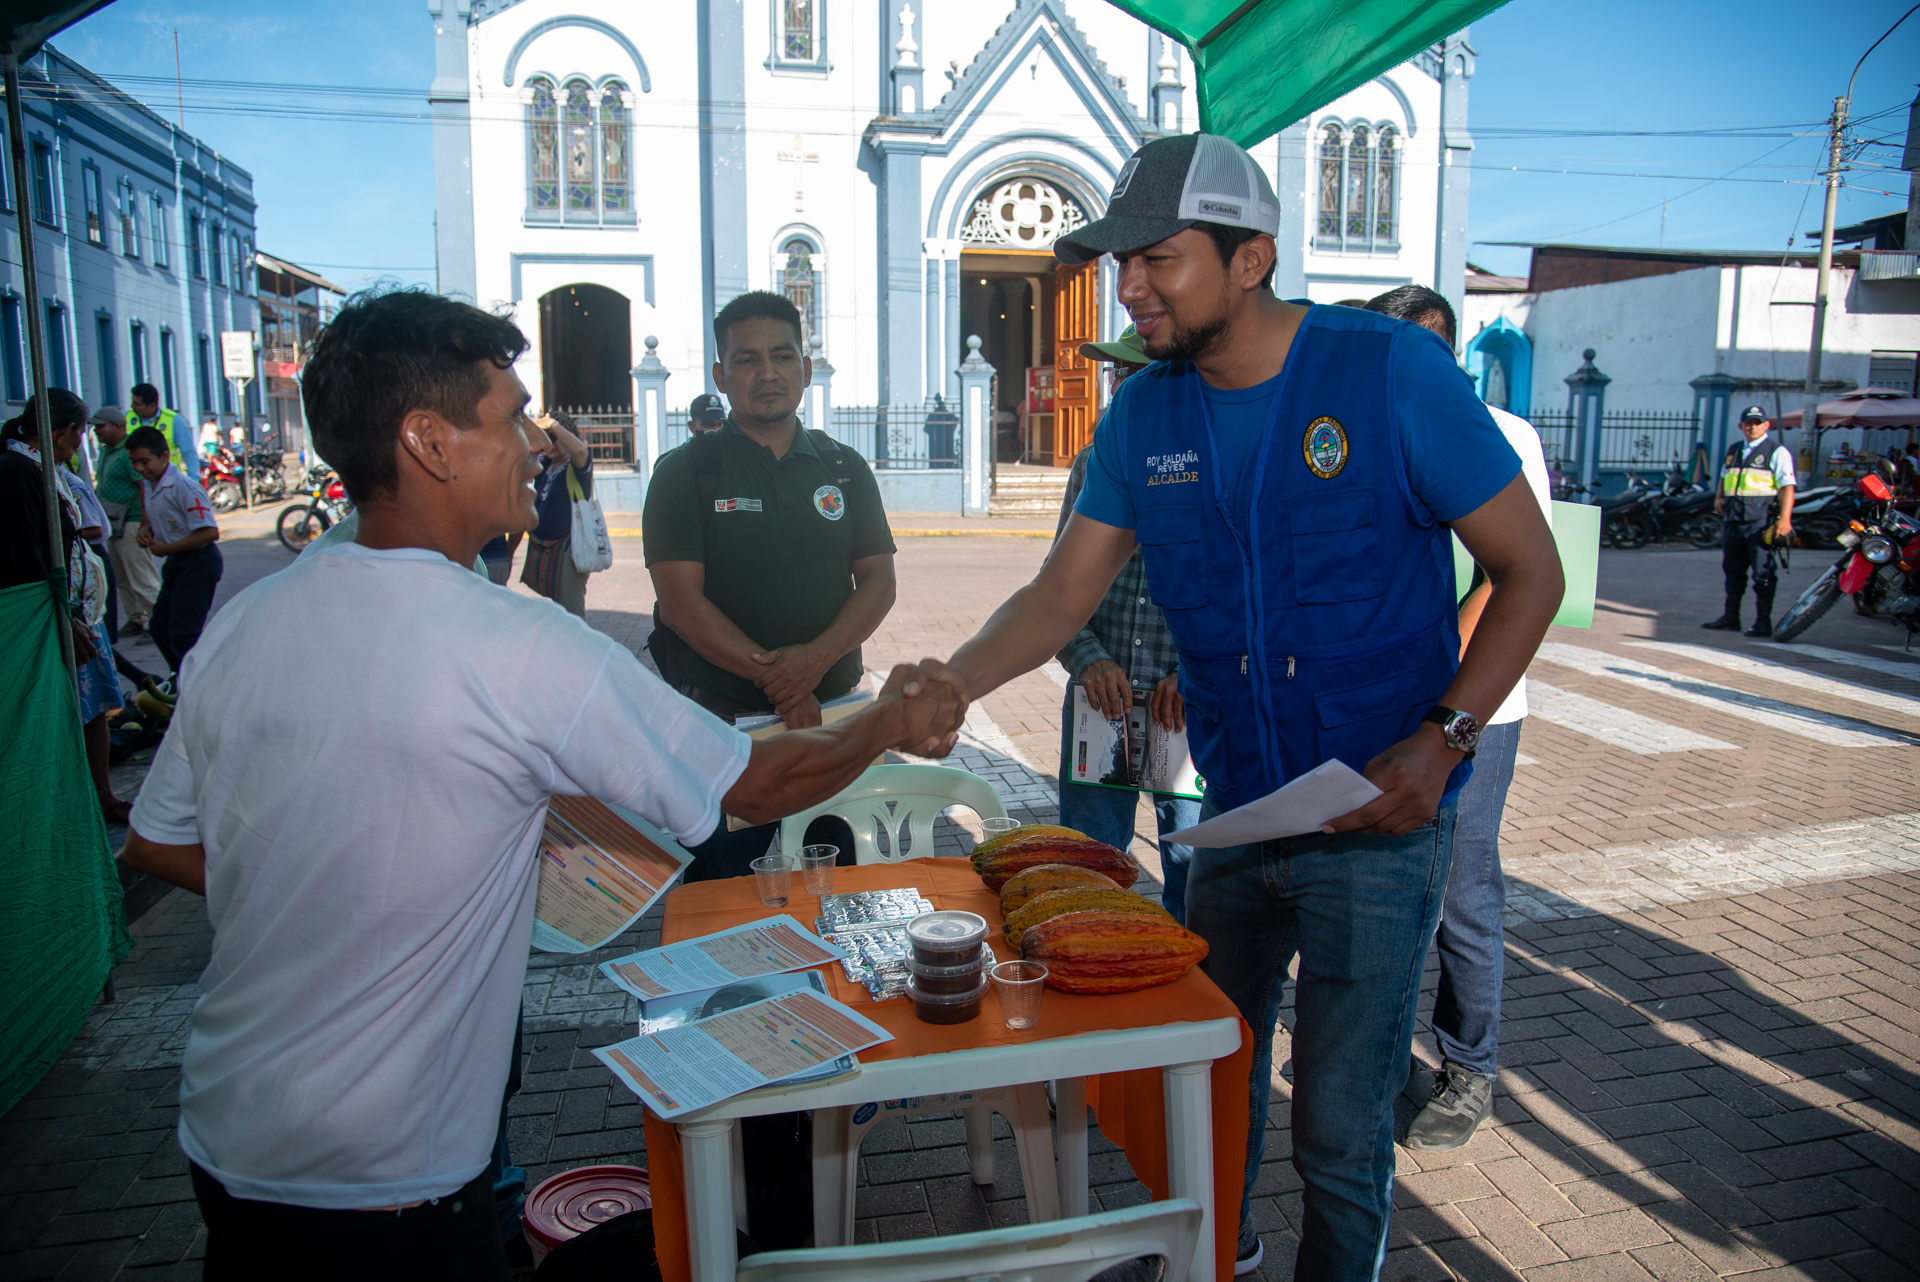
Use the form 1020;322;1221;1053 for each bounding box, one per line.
918;134;1564;1278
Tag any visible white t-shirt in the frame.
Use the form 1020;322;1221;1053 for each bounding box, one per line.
130;541;751;1209
1484;407;1553;726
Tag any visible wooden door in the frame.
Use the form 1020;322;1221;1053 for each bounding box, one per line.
1053;260;1099;467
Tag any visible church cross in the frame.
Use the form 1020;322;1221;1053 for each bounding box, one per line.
776;134;819;211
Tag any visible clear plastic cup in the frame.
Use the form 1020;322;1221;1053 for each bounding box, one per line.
751;854;793;908
991;960;1048;1030
798;844;838;896
979;817;1023;839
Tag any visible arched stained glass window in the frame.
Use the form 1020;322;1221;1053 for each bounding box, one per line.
1344;125;1371;241
528;78;559;212
1373;127;1398;243
784;0;814;60
565;80;595;212
1316;123;1342;239
600;84;630;213
781;239;819;347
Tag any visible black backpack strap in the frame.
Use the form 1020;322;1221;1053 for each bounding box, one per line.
806;428;856;486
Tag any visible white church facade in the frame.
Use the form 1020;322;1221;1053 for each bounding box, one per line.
426;0;1474;498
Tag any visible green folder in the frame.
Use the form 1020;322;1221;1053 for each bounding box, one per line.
1452;500;1600;629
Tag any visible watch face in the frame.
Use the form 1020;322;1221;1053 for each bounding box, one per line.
1448;712;1482;752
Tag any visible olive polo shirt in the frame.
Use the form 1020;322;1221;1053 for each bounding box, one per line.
642;419;895;710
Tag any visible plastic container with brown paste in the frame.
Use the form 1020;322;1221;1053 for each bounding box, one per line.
905;911;988;967
907;974;988;1025
909;954;986;996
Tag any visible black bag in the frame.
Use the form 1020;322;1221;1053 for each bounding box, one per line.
531;1209;663;1281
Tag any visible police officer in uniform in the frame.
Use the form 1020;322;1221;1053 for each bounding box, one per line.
1703;406;1795;637
911;133;1565;1278
126;382;198;482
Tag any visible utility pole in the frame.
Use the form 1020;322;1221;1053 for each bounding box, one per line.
1799;95;1846;481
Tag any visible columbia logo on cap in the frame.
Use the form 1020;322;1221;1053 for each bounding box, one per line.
1198;199;1243;219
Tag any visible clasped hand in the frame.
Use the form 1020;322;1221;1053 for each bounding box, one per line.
874;661;967;756
753;643;833;727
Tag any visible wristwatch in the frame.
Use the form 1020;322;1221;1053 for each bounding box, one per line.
1422;705;1481;757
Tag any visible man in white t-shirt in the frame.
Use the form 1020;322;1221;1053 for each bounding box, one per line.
1366;287;1553;1151
123;288;962;1281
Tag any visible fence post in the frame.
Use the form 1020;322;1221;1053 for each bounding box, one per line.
630;335;670;487
806;331;834;436
1565;348;1610;500
958;334;995;516
1688;372;1738;479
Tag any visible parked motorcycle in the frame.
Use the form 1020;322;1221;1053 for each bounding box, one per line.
1645;464;1722;548
1785;484;1870;551
1773;465;1920;644
1598;472;1658;549
201;446;244;513
276;471;353;553
246;449;288;502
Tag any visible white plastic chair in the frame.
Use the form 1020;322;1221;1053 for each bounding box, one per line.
811;1084;1059;1248
778;764;1007;864
738;1197;1204;1282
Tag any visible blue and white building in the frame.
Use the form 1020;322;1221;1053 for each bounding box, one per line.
1;46;261;432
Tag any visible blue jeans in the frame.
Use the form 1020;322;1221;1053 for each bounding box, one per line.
1431;720;1520;1080
1056;694;1203;922
1186;802;1455;1281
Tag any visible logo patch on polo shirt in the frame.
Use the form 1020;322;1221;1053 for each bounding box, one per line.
1303;417;1348;479
813;485;845;520
714;497;763;513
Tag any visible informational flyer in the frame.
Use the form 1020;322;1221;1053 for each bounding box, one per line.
530;795;694;953
595;988;892;1119
1067;683;1203;800
598;916;844;1002
637;970;855;1086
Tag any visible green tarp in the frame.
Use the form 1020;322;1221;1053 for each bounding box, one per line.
1452;500;1602;630
1106;0;1509;145
1;581;132;1114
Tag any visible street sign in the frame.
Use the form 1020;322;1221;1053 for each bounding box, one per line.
220;331;255;381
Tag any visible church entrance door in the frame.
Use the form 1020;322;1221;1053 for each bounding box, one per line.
1052;259;1099;468
538;283;632;413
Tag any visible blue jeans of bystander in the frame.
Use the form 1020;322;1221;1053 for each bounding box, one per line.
1186;802;1455;1281
1430;720;1521;1079
1056;693;1202;921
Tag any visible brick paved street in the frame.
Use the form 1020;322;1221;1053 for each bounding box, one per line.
4;521;1917;1280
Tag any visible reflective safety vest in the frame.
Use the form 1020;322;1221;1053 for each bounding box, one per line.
1719;434;1790;524
1116;307;1471;811
126;407;184;468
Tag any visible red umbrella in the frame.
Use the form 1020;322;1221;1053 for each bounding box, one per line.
1779;388;1920;429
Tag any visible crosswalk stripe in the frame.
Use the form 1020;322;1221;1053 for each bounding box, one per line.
1875;645;1920;663
1528;681;1738;753
1627;640;1920;720
1534;643;1915;748
1773;643;1920;688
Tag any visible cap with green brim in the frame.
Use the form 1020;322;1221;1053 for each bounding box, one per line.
1055;133;1281;266
1078;325;1147;365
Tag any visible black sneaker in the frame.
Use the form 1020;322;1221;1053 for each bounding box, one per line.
1743;620;1772;637
1700;615;1740;630
1403;1065;1494;1152
1234;1221;1264;1276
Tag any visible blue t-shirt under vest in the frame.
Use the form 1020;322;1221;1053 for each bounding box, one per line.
1073;303;1521;811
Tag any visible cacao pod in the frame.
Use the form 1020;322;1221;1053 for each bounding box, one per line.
1021;910;1209;994
971;824;1086;863
973;836;1137;893
998;863;1121;915
1003;886;1171;950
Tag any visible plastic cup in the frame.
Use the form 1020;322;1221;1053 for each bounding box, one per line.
979;817;1023;839
991;960;1048;1030
798;844;838;896
751;854;792;908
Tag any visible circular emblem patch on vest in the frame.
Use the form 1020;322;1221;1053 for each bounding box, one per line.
1303;416;1348;479
813;484;845;520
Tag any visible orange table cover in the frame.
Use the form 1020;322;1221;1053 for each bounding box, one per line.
640;858;1254;1281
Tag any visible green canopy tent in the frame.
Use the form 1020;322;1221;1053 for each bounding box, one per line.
2;0;132;1116
1104;0;1511;145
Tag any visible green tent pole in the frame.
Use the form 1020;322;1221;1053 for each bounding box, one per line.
2;47;76;683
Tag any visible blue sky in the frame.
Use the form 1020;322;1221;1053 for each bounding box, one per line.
54;0;1920;291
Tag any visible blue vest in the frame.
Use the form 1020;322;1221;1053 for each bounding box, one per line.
1117;307;1469;810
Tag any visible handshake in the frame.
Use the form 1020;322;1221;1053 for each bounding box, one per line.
869;659;971;758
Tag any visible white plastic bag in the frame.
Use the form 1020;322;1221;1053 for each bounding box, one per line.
565;465;613;573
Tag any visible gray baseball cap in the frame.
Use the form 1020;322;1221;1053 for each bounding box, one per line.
1055;133;1281;265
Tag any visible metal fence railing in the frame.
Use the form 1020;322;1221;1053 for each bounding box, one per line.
1527;410;1699;474
553;400;964;470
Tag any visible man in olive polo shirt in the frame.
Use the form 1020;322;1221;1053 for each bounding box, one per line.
644;291;897;732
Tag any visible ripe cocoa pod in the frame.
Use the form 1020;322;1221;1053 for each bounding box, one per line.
1020;910;1209;994
1003;886;1170;950
973;836;1138;894
970;824;1086;864
998;864;1121;915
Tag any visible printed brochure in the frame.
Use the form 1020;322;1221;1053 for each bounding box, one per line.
636;969;855;1087
598;916;845;1002
530;794;694;954
1067;682;1204;800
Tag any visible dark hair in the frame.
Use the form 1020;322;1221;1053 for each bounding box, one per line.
126;426;170;458
131;382;160;404
1198;222;1276;289
301;285;529;504
1;389;89;444
713;291;804;356
1365;284;1457;346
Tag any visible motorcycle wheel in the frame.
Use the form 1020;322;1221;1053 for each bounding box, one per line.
1605;516;1650;550
1772;567;1843;643
1685;513;1723;549
1797;517;1844;550
206;480;241;513
276;503;331;554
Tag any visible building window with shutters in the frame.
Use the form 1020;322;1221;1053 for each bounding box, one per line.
129;320;146;386
151;194;169;268
210;225;225;287
119;178;139;257
1;296;25;401
159;328;178;407
195;333;213;417
96;314;118;405
29;140;55;226
82;163;105;245
189;211;205;278
768;0;830;72
45;302;70;390
1315;118;1399;254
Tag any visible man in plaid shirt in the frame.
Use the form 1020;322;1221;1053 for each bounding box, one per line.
1053;326;1202;921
